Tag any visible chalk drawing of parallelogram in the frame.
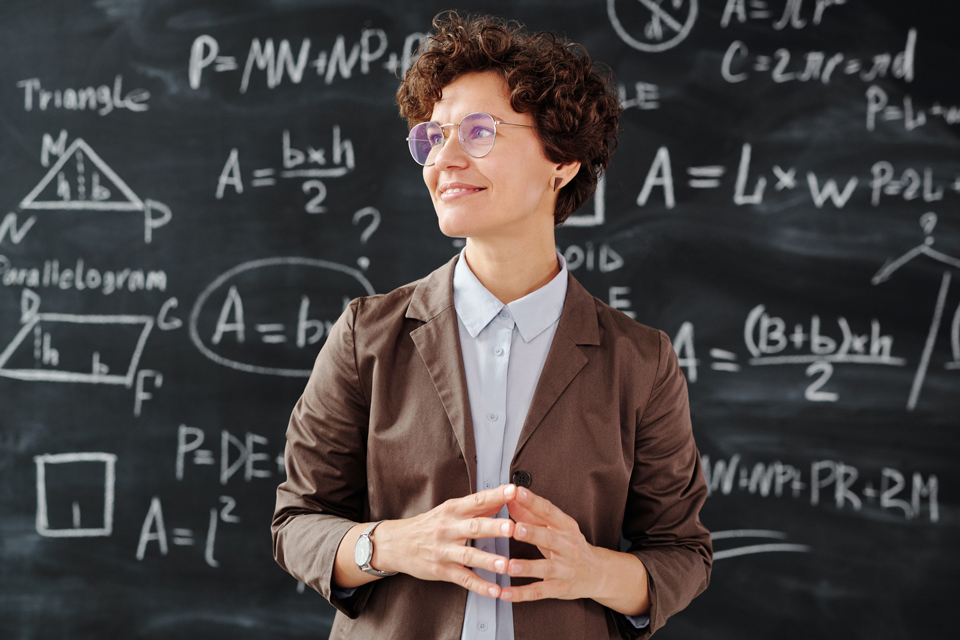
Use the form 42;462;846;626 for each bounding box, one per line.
0;313;154;386
20;138;144;212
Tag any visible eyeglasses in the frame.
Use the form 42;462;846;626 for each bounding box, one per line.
406;112;535;166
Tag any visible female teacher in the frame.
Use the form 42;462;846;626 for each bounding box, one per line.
272;11;712;639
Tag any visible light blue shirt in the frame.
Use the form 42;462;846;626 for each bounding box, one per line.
454;251;567;640
453;251;649;639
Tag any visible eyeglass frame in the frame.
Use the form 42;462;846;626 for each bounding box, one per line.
405;112;536;166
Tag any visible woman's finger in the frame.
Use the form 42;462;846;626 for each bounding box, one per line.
444;565;504;599
506;498;547;528
506;557;571;581
512;487;576;529
512;521;571;554
499;580;562;603
448;483;517;518
440;543;509;574
455;516;514;541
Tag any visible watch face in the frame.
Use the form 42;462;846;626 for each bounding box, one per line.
354;535;372;566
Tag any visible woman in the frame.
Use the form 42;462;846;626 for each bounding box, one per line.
273;11;711;639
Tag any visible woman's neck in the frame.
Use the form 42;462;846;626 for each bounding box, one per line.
463;233;560;305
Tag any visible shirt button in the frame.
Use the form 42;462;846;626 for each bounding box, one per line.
484;480;493;489
493;346;504;356
478;621;488;632
488;413;498;422
498;310;509;319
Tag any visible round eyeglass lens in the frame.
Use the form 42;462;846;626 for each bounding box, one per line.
459;112;497;158
408;122;443;166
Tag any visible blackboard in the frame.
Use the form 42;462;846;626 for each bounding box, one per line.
1;1;958;638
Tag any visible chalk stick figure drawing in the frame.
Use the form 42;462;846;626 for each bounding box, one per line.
19;134;171;243
872;213;960;410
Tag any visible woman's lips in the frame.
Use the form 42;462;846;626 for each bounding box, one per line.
438;183;486;201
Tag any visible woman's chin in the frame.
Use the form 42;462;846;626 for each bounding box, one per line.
435;214;477;240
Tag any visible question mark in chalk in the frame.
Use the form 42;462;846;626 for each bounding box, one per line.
352;207;381;270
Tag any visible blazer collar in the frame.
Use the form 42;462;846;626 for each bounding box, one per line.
405;254;602;483
406;255;459;323
406;253;601;347
407;256;477;488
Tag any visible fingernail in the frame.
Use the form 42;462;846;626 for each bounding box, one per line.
488;586;499;597
494;559;505;572
501;590;513;601
519;488;528;499
501;521;511;535
517;524;527;538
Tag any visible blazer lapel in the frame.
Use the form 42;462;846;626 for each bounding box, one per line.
407;256;478;489
514;273;601;458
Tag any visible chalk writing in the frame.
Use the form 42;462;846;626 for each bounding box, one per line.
672;306;905;401
188;257;375;377
634;144;960;210
0;256;167;295
176;425;283;486
721;28;915;85
0;213;36;245
215;127;355;215
135;496;237;567
619;81;661;111
557;242;625;274
188;30;427;93
702;454;940;523
866;85;960;132
720;0;846;30
15;75;149;115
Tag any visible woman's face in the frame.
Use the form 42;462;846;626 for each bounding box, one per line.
423;71;561;243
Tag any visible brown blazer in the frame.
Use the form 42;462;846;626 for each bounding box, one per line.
272;256;712;639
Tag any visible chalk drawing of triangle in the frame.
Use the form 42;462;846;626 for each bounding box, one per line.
20;138;144;211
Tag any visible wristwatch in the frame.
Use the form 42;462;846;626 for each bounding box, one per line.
354;520;397;577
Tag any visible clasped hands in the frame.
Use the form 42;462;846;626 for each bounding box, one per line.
368;484;608;605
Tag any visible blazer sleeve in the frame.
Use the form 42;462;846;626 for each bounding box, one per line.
620;330;712;639
271;300;376;618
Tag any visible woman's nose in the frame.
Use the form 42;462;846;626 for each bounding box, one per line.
431;127;469;169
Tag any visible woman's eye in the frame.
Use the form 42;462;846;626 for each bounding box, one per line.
468;126;494;141
428;132;444;146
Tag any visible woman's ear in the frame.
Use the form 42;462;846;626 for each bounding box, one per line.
552;160;582;191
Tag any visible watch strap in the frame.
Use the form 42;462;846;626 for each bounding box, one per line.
357;520;397;577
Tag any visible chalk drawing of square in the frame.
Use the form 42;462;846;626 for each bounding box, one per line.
34;453;117;538
0;313;154;386
20;138;144;212
563;174;605;228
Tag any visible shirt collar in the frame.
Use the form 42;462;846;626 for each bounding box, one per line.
453;249;568;342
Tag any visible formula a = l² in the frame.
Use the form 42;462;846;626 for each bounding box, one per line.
8;131;172;244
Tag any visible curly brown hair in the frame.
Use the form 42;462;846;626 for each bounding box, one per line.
397;11;622;225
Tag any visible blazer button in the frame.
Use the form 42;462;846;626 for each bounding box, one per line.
511;470;532;488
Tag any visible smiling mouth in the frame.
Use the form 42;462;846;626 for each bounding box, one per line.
439;187;486;201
